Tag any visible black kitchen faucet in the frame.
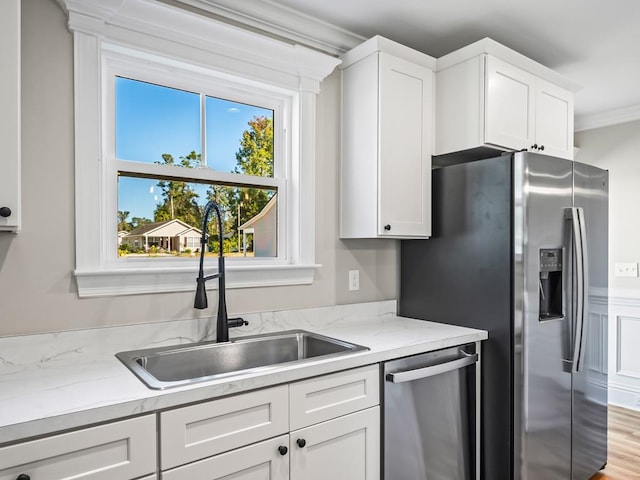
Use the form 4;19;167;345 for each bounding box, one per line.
194;200;247;342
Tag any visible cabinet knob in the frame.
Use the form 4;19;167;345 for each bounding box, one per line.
297;438;307;448
0;207;11;218
16;475;31;480
539;145;545;151
278;445;288;455
384;224;391;231
531;144;538;150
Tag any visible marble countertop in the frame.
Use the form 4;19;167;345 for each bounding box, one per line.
0;301;487;445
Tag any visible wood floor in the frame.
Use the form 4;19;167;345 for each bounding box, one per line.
590;405;640;479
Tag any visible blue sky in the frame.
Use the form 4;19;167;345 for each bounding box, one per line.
115;77;272;221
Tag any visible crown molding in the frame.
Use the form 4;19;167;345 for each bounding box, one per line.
167;0;365;56
575;103;640;132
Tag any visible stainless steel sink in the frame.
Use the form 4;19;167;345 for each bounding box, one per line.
116;330;368;389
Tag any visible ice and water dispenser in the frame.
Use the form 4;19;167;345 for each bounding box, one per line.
539;248;564;321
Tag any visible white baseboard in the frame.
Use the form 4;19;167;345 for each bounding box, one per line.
609;382;640;411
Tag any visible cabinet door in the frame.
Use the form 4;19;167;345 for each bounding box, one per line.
0;0;20;232
378;52;432;238
290;407;380;480
485;55;536;151
161;435;289;480
535;78;574;159
0;416;156;480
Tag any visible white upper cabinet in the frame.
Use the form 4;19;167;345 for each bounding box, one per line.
534;77;575;158
340;36;434;239
0;0;21;232
435;38;576;161
484;55;536;151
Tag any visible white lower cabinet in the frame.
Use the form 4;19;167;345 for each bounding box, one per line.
160;385;289;470
160;365;380;480
1;366;380;480
0;415;157;480
290;407;379;480
161;435;290;480
289;364;379;430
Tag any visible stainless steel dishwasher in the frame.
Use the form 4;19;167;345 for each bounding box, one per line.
383;343;479;480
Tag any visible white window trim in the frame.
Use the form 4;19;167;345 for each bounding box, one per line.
58;0;340;297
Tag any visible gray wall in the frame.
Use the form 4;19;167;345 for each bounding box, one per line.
0;0;398;336
575;119;640;293
575;120;640;409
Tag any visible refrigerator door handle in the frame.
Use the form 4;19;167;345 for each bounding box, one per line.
566;207;588;373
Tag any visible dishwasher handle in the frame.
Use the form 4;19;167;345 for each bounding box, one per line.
385;350;478;384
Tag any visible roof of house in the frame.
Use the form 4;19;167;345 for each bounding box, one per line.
124;219;202;237
239;195;277;230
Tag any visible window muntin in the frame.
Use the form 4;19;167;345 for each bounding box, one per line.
112;72;281;263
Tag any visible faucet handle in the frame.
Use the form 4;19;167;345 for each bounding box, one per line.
228;317;248;328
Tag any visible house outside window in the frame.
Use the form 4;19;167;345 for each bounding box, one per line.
58;0;340;297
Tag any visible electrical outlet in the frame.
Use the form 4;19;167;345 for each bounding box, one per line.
348;270;360;291
614;262;638;277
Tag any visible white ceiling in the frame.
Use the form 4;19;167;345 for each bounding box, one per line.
187;0;640;131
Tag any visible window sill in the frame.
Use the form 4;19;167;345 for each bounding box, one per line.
74;264;320;298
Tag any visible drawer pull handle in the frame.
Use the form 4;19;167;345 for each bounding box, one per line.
16;475;31;480
297;438;307;448
0;207;11;218
278;445;288;455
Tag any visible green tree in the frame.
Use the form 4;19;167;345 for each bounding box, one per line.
204;116;275;254
229;116;275;248
130;216;152;229
117;210;130;231
234;116;273;177
153;151;203;228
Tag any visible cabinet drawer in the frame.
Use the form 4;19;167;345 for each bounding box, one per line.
0;415;156;480
160;385;288;469
289;365;379;430
161;434;289;480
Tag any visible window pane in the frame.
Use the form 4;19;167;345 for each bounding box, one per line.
205;96;274;177
115;77;201;165
117;174;277;258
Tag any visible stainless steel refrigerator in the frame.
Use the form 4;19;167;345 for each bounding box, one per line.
400;152;608;480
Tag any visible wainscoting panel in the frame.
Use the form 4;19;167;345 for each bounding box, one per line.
606;291;640;411
587;312;608;375
617;316;640;378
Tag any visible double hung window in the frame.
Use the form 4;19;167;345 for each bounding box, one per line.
61;0;340;297
110;60;285;262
